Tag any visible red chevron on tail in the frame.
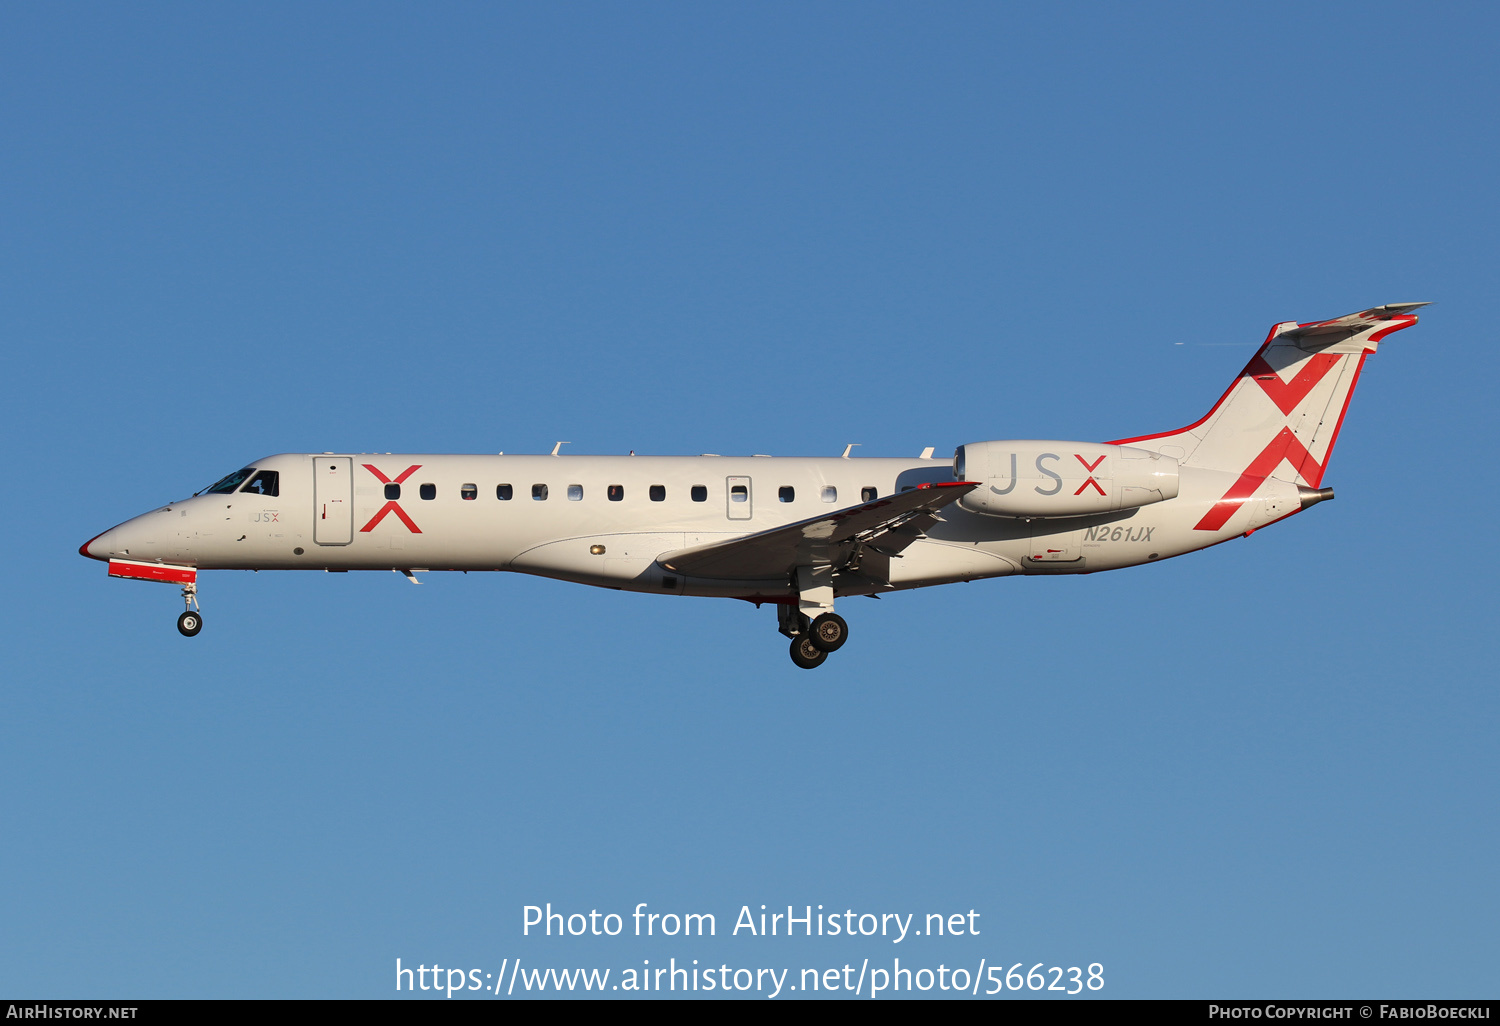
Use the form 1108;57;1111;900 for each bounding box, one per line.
1193;427;1324;531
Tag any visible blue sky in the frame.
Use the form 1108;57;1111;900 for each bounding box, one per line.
2;2;1496;999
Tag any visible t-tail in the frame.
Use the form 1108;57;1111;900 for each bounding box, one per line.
1112;303;1428;531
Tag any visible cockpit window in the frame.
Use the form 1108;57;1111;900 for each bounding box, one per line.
203;468;255;495
240;470;279;497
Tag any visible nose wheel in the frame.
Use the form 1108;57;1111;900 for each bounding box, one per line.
177;582;202;637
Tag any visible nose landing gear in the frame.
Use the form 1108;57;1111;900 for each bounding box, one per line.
176;582;202;637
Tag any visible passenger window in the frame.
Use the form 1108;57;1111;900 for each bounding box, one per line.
730;484;748;503
533;484;548;500
821;486;837;503
779;486;795;503
568;484;583;501
691;485;707;502
608;485;624;501
240;470;280;497
420;483;436;500
650;485;665;502
862;487;877;502
497;484;513;500
385;483;401;500
461;484;477;500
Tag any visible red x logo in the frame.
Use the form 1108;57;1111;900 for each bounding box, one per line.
1073;453;1107;496
1192;429;1323;531
360;464;423;533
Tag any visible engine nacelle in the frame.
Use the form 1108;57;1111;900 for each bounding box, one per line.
954;440;1179;518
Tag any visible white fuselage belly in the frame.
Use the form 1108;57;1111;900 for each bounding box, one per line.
94;452;1301;600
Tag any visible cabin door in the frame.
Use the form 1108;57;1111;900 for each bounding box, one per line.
313;457;353;545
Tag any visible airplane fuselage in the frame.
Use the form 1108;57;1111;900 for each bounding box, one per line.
83;450;1304;601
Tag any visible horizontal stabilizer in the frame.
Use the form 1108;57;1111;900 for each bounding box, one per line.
1286;302;1430;339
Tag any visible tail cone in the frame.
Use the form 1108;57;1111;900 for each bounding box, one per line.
1298;485;1335;509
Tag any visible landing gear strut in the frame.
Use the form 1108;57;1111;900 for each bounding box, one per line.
177;582;202;637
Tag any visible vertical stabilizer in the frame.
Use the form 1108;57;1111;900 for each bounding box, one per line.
1112;303;1426;531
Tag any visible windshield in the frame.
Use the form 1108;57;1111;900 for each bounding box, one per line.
199;468;255;495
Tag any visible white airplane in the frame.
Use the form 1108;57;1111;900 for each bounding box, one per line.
80;303;1425;668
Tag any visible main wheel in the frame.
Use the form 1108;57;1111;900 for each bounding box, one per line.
807;612;848;652
789;635;828;669
177;610;203;637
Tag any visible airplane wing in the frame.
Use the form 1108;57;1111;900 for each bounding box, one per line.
658;481;978;582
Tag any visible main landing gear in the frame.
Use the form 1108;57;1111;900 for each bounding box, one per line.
176;582;203;637
777;565;851;669
777;603;850;670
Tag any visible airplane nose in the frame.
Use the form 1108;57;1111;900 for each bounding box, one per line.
79;530;111;561
79;509;180;563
